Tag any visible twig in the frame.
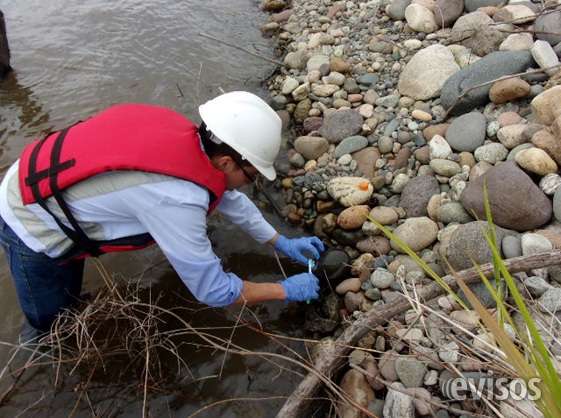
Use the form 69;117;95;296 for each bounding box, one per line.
199;32;284;66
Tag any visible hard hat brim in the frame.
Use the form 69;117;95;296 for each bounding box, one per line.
252;163;276;181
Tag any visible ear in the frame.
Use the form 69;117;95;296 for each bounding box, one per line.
212;155;236;173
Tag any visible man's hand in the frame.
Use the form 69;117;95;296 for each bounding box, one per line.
280;272;320;302
273;235;325;265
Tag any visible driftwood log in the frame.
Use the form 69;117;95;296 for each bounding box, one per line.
0;10;11;78
276;250;561;418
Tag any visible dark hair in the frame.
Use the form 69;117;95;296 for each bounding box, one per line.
198;122;252;167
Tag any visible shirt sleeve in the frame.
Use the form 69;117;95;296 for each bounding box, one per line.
123;181;243;307
216;190;277;244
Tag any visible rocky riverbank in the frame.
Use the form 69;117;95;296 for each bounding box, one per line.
260;0;561;416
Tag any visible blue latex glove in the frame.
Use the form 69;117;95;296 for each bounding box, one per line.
280;272;320;302
274;235;325;265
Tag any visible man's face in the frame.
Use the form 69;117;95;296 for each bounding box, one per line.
212;155;259;190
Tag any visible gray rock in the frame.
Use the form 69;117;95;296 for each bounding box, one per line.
383;383;415;418
460;161;552;231
446;112;487;152
538;288;561;313
289;152;305;168
319;109;363;144
370;268;395;289
524;276;552;297
445;221;513;271
453;13;506;57
395;358;428;388
502;235;522;259
440;51;535;114
554;186;561;223
474;142;508;164
334;135;368;159
535;11;561;46
400;175;440;217
438;202;474;224
379;136;394;154
465;0;505;12
294;136;329;160
387;0;412;20
430;159;461;177
521;233;553;256
435;0;464;28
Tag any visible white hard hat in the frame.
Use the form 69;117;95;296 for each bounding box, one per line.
199;91;282;181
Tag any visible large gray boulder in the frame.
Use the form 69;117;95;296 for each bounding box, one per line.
440;51;535;114
461;161;552;231
465;0;506;13
435;0;464;27
399;175;440;217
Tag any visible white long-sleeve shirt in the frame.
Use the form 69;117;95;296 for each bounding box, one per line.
0;162;277;307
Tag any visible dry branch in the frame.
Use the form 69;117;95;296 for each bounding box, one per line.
276;250;561;417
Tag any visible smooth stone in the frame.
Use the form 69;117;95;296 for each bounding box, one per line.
521;233;553;256
538;288;561;313
499;33;534;51
405;4;438;33
307;54;330;73
539;173;561;195
446;111;486;152
319;109;363;144
316;249;350;284
531;40;560;77
294;136;329;160
398;44;460;100
378;136;394;154
429;159;461;177
502;235;522;258
460;161;552;231
506;143;533;161
497;124;528;149
494;4;535;24
370;206;399;225
445;221;512;270
497;111;523;127
515;147;558;176
524;276;552;298
435;0;464;27
339;369;375;418
489;77;530;104
370;268;395;289
452;12;505;57
423;123;450;140
399;175;440;217
465;0;504;12
352;147;380;178
474;142;508;164
531;86;561;125
337;205;371;230
356;236;391;256
335;135;368;159
438;202;473;224
440;51;535;114
391;217;439;253
379;351;399;381
387;0;413;20
395;358;428;388
336;278;362;295
535;10;561;45
429;135;452;159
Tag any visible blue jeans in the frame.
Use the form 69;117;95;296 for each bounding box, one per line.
0;217;84;332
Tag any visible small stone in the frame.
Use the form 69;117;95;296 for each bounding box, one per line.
538;288;561;313
531;40;560;77
497;111;522;127
446;111;487;152
515;147;558;176
391;217;439;252
489;77;530;104
540;173;561;195
521;233;553;256
294;136;329;160
531;86;561;125
500;33;534;51
497;124;528;149
405;3;438;33
370;268;395;289
369;206;399;225
281;77;299;95
412;109;432;121
502;235;522;258
438;341;459;363
395;358;428;388
429;159;461;177
336;278;362;294
334;135;368;159
474;143;508;164
429;135;452;159
378;136;394;154
383;383;415;418
337;205;371;230
524;276;552;298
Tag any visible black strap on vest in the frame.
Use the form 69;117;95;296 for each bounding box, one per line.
25;128;102;257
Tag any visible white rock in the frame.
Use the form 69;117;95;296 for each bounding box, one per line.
521;233;553;256
398;45;460;100
500;33;534;51
429;135;452;159
383;383;415;418
404;39;423;50
540;173;561;195
359;103;374;118
311;84;339;97
496;5;536;24
531;40;560;76
281;77;299;95
448;44;481;68
327;177;374;207
306;54;330;72
405;4;438;33
438;341;459;363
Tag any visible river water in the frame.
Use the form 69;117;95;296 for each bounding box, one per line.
0;1;310;417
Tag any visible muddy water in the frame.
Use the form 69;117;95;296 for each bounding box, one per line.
0;1;310;417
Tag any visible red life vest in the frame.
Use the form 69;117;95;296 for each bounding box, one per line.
18;103;227;258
